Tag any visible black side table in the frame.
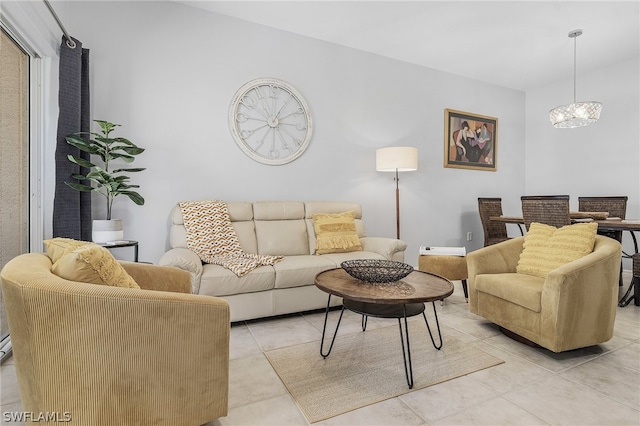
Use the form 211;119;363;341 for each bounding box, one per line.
99;240;139;262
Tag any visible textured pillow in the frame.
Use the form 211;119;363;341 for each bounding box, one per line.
52;243;140;289
43;238;92;263
516;222;598;278
312;210;362;255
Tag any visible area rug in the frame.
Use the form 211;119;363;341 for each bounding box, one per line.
264;321;504;423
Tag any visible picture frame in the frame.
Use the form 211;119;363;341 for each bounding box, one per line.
444;109;498;171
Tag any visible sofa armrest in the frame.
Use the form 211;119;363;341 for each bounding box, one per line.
159;248;204;294
120;261;191;293
540;236;622;351
360;237;407;261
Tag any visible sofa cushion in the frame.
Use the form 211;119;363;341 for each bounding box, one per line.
199;264;275;297
255;220;309;256
516;222;598;278
273;255;337;289
43;237;92;263
52;244;140;289
312;211;363;255
475;272;544;312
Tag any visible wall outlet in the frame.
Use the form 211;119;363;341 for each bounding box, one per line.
466;232;473;241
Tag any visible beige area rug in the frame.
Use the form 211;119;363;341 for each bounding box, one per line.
264;321;504;423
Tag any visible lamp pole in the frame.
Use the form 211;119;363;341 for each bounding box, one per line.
395;168;400;239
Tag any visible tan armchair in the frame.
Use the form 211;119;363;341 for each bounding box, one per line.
467;235;621;352
1;253;230;425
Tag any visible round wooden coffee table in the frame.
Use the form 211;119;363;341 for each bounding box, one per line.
314;268;454;388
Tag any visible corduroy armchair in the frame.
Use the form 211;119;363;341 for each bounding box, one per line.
1;253;230;426
467;235;621;353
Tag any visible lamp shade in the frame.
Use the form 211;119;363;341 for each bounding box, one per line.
376;147;418;172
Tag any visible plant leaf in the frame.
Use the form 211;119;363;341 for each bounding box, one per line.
65;182;95;192
120;191;145;205
113;167;146;173
67;154;96;168
121;146;145;155
66;135;99;154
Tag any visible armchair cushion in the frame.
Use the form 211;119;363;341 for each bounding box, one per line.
52;243;140;289
516;222;597;278
312;210;363;255
475;273;544;312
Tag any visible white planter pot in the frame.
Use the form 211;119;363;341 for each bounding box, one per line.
92;219;124;243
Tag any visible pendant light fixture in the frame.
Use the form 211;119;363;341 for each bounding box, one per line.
549;29;602;128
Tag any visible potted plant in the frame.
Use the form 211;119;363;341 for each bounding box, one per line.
65;120;145;243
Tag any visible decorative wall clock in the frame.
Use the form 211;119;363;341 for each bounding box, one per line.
229;78;313;165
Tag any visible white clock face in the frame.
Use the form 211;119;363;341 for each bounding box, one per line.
229;78;313;165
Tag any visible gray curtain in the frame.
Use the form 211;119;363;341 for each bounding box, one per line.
53;36;92;240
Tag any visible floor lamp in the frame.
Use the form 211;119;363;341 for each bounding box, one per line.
376;147;418;240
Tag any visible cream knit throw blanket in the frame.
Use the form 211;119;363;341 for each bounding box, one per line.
179;200;283;277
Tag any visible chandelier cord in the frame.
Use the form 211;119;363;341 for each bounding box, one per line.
573;35;577;103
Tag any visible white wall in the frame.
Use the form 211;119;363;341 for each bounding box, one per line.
4;1;638;270
526;57;640;260
46;1;526;264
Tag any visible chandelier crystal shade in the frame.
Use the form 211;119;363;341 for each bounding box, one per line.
549;29;602;128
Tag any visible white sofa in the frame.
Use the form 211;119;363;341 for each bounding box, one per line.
160;201;407;322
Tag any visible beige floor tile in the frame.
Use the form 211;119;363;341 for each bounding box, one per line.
503;374;640;425
1;361;21;408
465;341;552;394
247;315;322;351
432;396;549;425
208;394;308;426
480;333;601;373
229;323;263;360
228;355;288;409
398;374;498;422
315;397;425;426
560;346;640;409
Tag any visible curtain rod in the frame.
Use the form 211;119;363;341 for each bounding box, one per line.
42;0;76;49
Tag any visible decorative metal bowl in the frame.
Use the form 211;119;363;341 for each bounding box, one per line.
341;259;414;283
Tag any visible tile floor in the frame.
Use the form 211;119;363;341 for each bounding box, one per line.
2;275;639;426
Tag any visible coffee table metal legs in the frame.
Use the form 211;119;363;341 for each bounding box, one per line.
320;295;345;358
320;295;445;389
397;302;444;389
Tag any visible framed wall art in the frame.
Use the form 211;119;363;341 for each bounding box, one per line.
444;109;498;171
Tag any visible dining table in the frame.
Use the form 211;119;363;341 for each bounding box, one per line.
489;213;640;307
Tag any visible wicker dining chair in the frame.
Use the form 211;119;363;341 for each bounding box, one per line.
521;195;571;231
579;196;629;287
478;197;510;246
578;196;628;243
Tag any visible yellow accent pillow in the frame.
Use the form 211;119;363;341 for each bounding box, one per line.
516;222;598;278
52;243;140;289
312;210;363;255
43;238;93;263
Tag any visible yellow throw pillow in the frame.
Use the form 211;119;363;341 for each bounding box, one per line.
312;210;363;255
43;237;93;263
517;222;598;278
52;243;140;289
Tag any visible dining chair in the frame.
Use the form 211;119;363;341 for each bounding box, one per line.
477;197;510;246
579;196;629;287
578;196;628;242
521;195;571;231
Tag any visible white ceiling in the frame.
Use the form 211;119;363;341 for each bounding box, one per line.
178;0;640;92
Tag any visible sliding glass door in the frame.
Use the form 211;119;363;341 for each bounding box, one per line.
0;28;30;335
